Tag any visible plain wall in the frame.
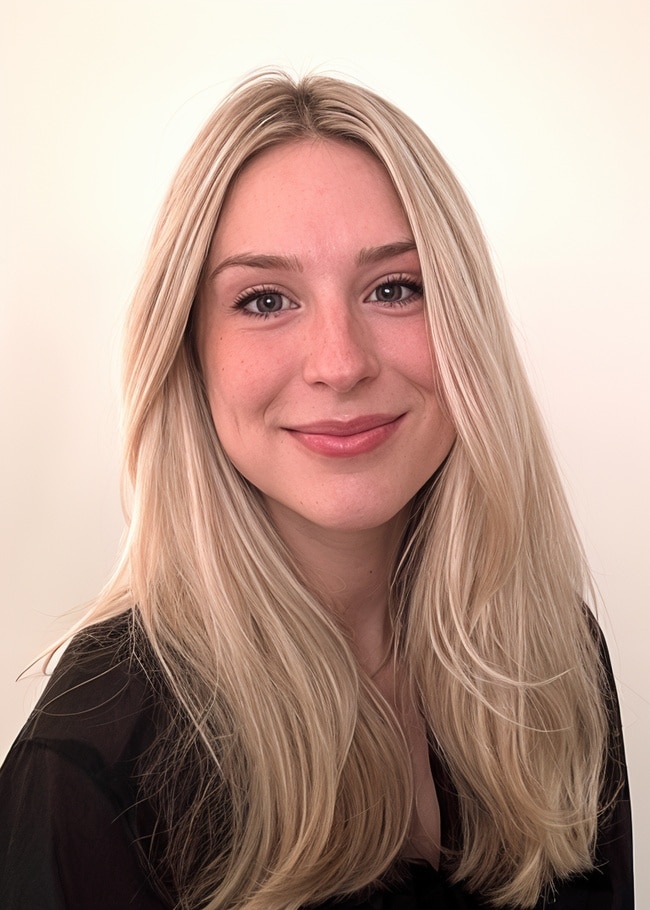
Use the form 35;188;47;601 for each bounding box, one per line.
2;0;648;902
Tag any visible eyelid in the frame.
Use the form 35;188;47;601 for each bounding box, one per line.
232;285;298;317
230;273;423;315
365;273;424;304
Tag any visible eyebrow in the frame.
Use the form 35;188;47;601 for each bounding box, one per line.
208;253;303;281
208;240;418;281
356;240;418;266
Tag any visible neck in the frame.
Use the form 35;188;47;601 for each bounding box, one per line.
266;503;409;673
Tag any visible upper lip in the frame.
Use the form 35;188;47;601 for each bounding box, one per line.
286;414;403;436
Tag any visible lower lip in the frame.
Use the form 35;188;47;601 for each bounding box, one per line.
287;416;404;457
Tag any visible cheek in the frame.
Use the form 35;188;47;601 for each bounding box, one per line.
201;332;287;439
390;321;439;391
398;327;455;443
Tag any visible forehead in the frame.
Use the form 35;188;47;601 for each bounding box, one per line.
230;137;394;198
210;138;413;259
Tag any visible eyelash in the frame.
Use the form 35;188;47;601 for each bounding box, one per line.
369;274;423;306
231;274;424;319
232;286;294;319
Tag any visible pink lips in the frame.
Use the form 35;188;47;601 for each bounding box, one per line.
286;414;404;457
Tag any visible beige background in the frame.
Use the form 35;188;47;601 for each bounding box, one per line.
1;0;648;901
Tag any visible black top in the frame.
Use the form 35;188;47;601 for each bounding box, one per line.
0;614;633;909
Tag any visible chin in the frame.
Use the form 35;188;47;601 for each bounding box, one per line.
266;495;413;538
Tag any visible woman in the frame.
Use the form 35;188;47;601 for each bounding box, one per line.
0;72;633;909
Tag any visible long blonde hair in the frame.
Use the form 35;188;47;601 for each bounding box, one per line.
83;71;609;908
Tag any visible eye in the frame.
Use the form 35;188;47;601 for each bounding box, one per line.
233;289;295;317
367;278;423;305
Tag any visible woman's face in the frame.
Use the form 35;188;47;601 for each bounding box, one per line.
196;139;456;539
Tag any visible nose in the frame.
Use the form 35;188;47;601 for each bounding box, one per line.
301;299;380;392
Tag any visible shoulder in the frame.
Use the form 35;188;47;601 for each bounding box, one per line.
18;611;161;767
0;612;172;909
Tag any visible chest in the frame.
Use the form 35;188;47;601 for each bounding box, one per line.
396;693;441;868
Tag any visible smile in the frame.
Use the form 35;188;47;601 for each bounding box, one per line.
285;414;405;457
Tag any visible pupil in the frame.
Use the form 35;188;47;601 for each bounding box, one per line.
259;294;280;312
380;284;398;300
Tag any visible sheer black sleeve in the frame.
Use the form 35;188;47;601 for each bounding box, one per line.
0;615;170;910
0;738;167;910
